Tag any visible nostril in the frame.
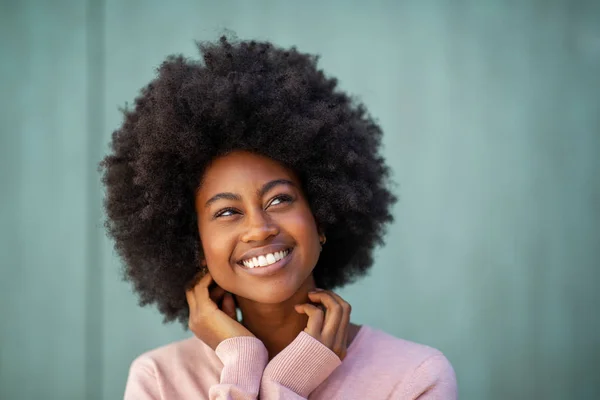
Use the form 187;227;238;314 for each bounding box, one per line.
241;224;279;243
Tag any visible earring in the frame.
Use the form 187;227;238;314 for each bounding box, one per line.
320;235;327;245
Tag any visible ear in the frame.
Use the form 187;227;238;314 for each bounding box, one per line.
200;259;207;267
318;230;326;246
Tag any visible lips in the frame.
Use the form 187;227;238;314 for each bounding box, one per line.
236;243;293;265
241;248;290;268
236;247;294;276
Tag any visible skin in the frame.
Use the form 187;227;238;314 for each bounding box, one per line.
187;150;360;360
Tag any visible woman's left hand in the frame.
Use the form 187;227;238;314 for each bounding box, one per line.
294;289;352;360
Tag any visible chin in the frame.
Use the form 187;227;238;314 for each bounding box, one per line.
254;289;297;304
245;281;304;304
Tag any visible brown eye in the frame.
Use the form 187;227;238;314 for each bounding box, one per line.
267;194;294;208
214;208;239;218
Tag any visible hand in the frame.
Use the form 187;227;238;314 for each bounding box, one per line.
185;271;255;350
294;289;352;360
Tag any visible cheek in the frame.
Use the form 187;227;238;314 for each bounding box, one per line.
284;209;320;261
199;225;234;269
203;236;239;292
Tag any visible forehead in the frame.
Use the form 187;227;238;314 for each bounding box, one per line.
198;151;297;195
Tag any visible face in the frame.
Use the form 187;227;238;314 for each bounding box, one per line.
194;151;322;304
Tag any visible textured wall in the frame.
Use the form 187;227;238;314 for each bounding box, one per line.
1;1;599;399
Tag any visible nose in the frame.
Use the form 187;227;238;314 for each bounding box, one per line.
240;209;279;243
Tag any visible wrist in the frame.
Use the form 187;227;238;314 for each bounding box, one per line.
262;331;341;397
215;336;268;392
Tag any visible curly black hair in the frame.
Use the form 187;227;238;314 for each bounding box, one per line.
100;36;397;325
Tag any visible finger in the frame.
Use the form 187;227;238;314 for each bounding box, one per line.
294;303;324;338
221;292;237;320
194;270;214;291
185;288;197;311
307;291;342;347
327;291;351;356
184;271;205;307
188;273;223;316
192;272;214;303
185;271;203;291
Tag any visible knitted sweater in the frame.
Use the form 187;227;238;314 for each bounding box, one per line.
124;325;457;399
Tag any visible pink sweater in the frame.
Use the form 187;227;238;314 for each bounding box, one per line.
124;325;457;399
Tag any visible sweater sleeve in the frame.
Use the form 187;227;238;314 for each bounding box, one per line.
259;332;342;399
123;355;163;399
391;353;458;400
209;336;269;400
124;337;269;400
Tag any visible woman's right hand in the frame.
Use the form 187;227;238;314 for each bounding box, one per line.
185;271;255;350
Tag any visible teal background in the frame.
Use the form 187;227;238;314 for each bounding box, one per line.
1;1;599;399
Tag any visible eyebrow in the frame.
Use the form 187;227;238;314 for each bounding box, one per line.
204;179;295;208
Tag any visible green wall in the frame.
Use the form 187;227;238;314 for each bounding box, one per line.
1;1;599;399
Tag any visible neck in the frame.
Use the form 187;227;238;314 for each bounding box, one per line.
235;276;316;360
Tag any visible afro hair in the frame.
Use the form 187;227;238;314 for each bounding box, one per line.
100;36;397;325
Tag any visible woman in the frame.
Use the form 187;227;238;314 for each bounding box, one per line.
101;36;457;399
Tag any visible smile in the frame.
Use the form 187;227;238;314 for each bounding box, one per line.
240;249;291;269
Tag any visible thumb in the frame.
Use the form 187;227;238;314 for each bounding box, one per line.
295;303;324;337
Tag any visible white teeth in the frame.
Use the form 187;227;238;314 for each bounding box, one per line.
241;249;290;268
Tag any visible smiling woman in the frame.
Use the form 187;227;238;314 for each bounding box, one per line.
196;152;322;305
100;36;457;399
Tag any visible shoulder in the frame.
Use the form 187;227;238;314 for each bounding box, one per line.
355;325;446;364
349;326;458;398
129;336;208;368
130;335;222;374
125;336;221;398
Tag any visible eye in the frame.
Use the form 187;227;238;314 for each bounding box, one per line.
267;194;294;208
214;207;239;218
